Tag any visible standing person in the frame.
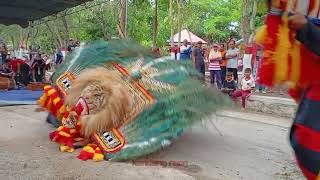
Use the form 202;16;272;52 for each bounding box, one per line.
192;41;205;80
32;54;46;82
232;68;255;111
55;49;64;65
220;43;227;82
254;48;267;93
226;40;240;82
286;13;320;180
208;44;222;89
180;39;192;61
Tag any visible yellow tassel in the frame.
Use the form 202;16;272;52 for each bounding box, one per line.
74;137;84;142
70;129;76;134
58;131;71;137
57;126;64;131
47;89;56;96
93;153;104;161
60;145;75;153
53;97;61;105
38;94;48;106
255;25;267;44
83;146;95;153
59;106;66;114
273;15;290;83
47;98;52;111
272;0;280;8
44;85;52;90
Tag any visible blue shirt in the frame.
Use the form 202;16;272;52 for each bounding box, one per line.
180;45;192;60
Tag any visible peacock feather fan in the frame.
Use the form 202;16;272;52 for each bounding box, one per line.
47;40;232;161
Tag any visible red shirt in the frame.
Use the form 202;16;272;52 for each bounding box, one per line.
9;59;27;73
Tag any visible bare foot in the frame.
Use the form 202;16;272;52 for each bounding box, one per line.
241;108;245;111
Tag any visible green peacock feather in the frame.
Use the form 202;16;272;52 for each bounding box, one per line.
51;40;232;161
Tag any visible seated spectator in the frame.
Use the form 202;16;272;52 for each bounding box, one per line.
232;68;255;111
0;60;14;78
32;54;46;82
0;60;17;89
8;58;31;87
221;71;237;96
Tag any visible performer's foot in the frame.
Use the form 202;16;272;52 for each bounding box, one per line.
73;139;91;148
241;108;245;111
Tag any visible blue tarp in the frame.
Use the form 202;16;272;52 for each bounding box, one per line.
0;89;43;106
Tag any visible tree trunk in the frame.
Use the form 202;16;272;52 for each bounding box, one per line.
61;15;69;47
45;22;60;48
10;35;15;50
19;29;25;49
177;0;183;48
25;26;31;50
97;5;111;40
119;0;127;38
52;22;64;48
169;0;174;47
248;0;258;44
152;0;158;48
242;0;250;45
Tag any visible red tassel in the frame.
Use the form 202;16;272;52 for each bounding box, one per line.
49;131;58;141
258;14;281;86
77;150;94;161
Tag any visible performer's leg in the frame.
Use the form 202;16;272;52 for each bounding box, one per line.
46;113;61;128
290;85;320;179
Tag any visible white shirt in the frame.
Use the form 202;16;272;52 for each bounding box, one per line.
226;48;239;68
241;77;255;91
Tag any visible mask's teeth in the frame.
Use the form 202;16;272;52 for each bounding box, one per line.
76;97;90;115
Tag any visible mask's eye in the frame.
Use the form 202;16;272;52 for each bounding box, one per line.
95;94;104;102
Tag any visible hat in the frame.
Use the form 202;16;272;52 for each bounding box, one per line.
213;44;219;47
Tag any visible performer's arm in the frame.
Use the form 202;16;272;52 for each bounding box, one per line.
288;14;320;56
296;22;320;56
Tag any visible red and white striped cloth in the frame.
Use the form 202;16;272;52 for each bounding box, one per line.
208;49;222;71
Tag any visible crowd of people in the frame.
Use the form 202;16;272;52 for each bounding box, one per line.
176;39;266;109
178;38;259;110
0;38;81;90
0;52;53;89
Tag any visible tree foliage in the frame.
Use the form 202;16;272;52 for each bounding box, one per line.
0;0;268;53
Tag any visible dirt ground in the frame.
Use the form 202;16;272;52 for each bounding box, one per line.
0;105;303;180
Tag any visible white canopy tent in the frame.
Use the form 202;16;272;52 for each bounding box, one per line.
167;29;207;45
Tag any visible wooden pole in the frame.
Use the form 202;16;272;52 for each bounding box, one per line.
169;0;174;47
177;0;183;48
152;0;158;48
